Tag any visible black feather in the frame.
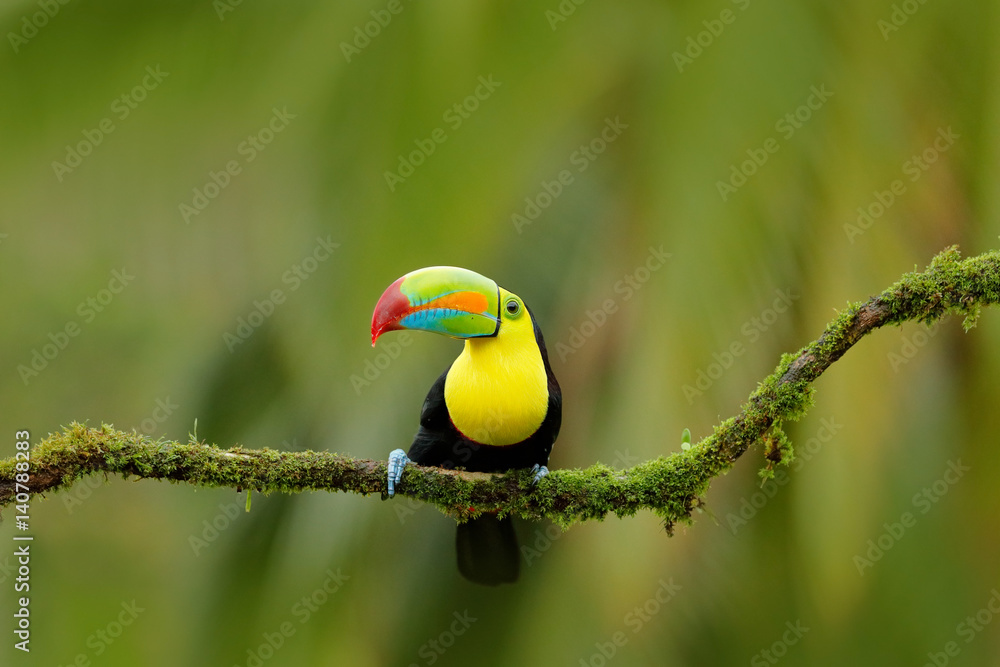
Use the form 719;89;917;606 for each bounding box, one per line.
456;515;520;585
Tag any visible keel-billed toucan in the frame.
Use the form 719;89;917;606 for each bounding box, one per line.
371;266;561;585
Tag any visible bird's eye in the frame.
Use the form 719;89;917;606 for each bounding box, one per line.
504;298;521;317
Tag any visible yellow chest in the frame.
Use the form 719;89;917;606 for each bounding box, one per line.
444;326;549;446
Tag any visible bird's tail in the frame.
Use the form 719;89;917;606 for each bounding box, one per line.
456;514;519;585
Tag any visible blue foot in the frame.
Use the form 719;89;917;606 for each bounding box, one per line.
387;449;410;498
530;464;549;486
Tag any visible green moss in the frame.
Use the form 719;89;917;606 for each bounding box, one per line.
3;247;999;530
758;423;794;481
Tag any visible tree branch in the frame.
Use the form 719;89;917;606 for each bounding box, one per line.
3;247;999;529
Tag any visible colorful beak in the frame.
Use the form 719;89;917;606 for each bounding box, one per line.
371;266;501;346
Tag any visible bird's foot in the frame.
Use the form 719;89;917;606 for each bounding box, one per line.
530;464;549;486
387;448;410;498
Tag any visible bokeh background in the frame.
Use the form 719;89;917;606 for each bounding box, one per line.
2;1;999;665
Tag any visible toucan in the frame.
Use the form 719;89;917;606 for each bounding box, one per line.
371;266;561;585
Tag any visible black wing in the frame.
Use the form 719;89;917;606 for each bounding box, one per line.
526;306;561;465
406;366;471;468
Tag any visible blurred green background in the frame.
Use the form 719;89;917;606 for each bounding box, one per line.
2;0;999;665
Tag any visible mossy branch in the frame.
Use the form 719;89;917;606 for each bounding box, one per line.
2;247;999;529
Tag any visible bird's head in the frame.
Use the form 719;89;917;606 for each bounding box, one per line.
371;266;529;346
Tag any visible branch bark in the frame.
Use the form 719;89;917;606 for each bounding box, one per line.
3;247;998;528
